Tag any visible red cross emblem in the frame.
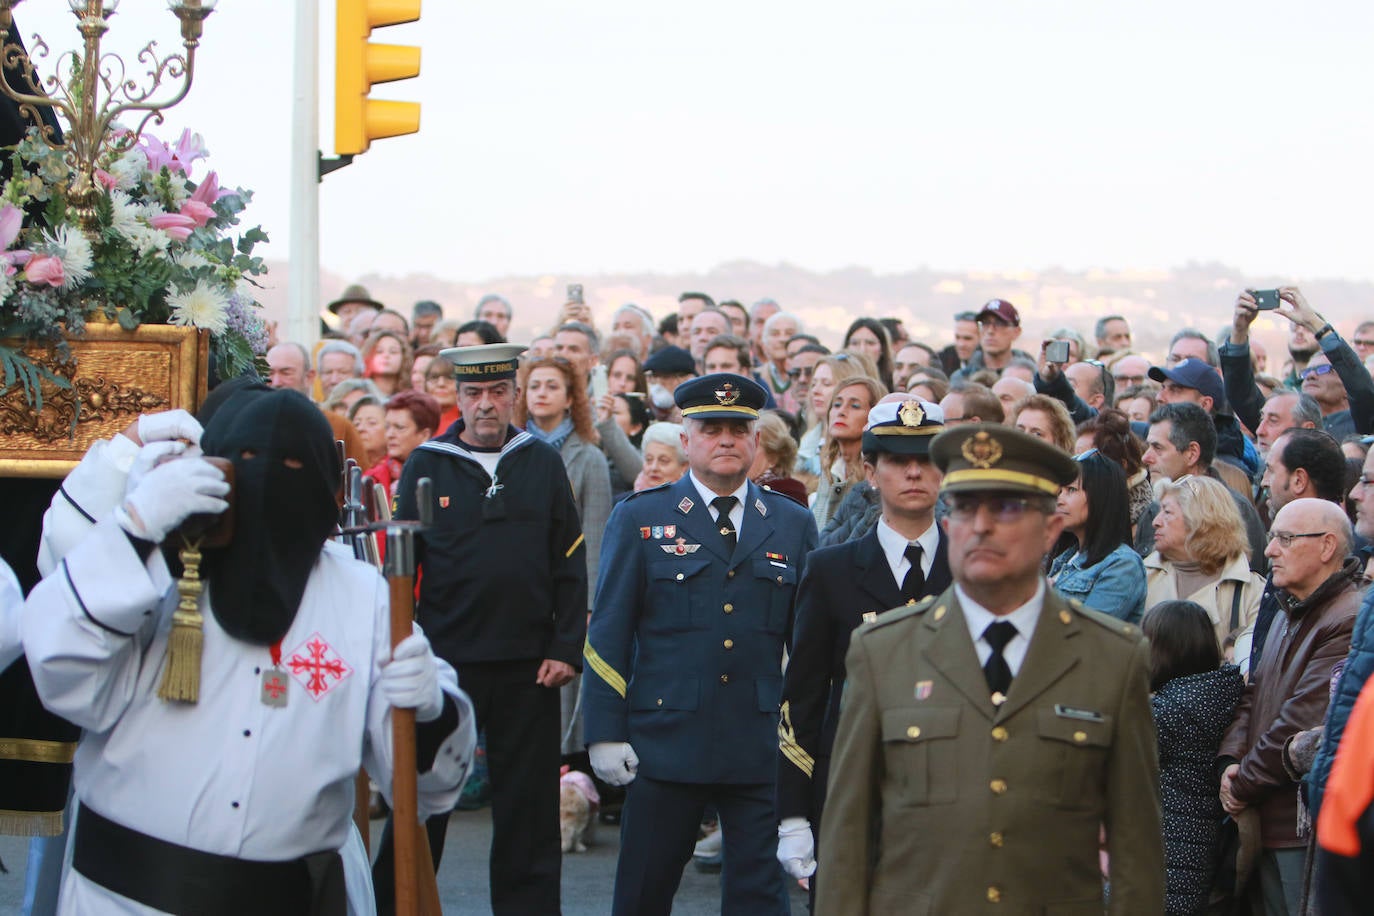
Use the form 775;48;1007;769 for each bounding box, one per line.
286;633;353;701
263;675;287;699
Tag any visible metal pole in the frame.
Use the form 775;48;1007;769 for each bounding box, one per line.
287;0;321;350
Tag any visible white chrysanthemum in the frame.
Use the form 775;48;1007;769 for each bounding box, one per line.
171;249;212;272
167;279;229;334
108;149;146;190
129;224;170;257
108;189;141;240
164;178;189;208
43;225;93;288
0;269;15;303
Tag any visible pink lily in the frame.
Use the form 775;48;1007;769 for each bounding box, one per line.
25;254;65;287
189;170;230;205
0;203;30;275
94;169;118;190
148;212;196;242
173;129;208;173
140;135;175;173
179;199;215;228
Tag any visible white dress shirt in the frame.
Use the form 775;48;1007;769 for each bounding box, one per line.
875;517;939;589
955;580;1046;677
689;471;748;539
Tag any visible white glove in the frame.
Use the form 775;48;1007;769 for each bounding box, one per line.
127;439;193;495
777;817;816;879
138;409;203;446
589;741;639;787
380;632;444;722
114;456;229;543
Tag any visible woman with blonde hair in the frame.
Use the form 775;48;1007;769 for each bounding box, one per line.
1008;393;1076;455
749;410;806;506
797;351;879;477
1144;475;1266;671
812;376;887;529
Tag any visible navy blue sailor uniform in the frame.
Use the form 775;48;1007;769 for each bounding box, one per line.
585;472;818;914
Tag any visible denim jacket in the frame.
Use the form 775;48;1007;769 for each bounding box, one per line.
1049;543;1148;625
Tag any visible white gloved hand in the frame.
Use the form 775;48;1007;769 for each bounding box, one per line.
777;817;816;879
126;439;192;495
114;456;229;543
589;741;639;787
137;409;203;446
380;632;444;722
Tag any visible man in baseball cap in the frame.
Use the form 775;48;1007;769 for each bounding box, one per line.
956;299;1032;381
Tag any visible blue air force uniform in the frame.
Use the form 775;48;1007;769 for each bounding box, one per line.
583;375;819;916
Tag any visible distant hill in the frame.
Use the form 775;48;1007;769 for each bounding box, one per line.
252;260;1374;363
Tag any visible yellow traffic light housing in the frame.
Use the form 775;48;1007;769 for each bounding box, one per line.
335;0;422;156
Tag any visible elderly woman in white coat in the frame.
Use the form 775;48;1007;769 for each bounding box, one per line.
1144;475;1266;673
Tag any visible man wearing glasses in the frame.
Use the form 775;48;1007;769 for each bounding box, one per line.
1219;498;1360;915
818;424;1164;914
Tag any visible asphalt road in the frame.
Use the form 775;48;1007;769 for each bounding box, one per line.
0;809;808;914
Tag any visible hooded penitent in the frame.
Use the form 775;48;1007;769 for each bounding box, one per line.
200;388;340;645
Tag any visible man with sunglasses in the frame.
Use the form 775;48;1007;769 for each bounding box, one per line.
818;424;1163;914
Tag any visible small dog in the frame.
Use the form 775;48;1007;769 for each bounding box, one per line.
559;766;600;853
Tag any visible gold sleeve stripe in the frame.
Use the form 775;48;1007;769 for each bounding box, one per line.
0;738;77;764
565;534;585;558
583;643;627;698
777;701;816;777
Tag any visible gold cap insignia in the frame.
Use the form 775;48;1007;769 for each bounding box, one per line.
714;383;740;406
898;400;925;428
961;430;1003;469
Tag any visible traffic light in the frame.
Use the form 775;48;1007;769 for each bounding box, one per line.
335;0;422;156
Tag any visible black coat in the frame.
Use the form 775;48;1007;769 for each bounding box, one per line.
1152;665;1246;916
776;524;952;823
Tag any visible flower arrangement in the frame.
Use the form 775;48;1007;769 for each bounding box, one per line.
0;126;269;404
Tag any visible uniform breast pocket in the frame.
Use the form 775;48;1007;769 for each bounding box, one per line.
751;558;797;634
648;558;712;630
1035;707;1114;810
880;707;960;806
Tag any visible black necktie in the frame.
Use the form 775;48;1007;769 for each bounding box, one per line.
901;544;925;601
982;621;1017;702
711;496;738;553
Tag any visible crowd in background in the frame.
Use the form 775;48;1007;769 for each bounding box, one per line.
265;283;1374;915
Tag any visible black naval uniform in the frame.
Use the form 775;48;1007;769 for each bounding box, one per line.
776;525;952;830
372;420;587;916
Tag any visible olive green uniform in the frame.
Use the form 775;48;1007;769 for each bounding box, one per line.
816;586;1165;915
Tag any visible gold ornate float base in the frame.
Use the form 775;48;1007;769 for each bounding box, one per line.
0;322;209;478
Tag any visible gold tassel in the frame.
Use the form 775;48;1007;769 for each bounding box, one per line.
157;540;205;703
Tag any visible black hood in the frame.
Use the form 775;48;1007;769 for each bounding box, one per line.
199;388;340;645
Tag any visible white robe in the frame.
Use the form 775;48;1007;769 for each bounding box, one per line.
23;517;475;915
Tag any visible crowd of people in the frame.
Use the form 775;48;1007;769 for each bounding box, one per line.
9;279;1374;914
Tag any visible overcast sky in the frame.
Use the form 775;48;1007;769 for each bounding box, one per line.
15;1;1374;283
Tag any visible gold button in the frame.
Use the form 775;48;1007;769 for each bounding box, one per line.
1059;610;1072;624
907;598;916;605
1074;730;1088;743
723;603;734;613
720;675;729;684
933;606;946;620
990;778;1007;795
675;572;684;581
727;570;735;578
656;698;663;706
989;831;1004;848
906;726;921;738
724;639;734;649
777;576;784;584
987;886;1001;903
991;726;1008;742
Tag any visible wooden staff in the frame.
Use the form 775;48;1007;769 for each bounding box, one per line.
383;477;440;916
